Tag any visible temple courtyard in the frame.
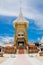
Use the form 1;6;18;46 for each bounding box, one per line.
0;54;43;65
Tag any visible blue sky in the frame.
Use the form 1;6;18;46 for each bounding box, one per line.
0;0;43;44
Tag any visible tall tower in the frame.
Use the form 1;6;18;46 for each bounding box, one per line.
13;9;29;49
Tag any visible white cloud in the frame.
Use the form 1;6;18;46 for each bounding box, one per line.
40;37;43;43
0;0;43;29
37;37;41;42
0;36;14;43
37;37;43;45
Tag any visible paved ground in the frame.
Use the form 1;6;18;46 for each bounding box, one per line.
0;57;8;63
36;56;43;63
0;54;43;65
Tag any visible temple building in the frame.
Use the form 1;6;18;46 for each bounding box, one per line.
39;42;43;56
0;9;40;55
0;46;3;57
13;9;29;54
13;9;39;54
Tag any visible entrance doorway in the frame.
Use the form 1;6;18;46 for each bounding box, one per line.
18;49;24;54
18;41;25;49
0;48;1;52
17;41;25;54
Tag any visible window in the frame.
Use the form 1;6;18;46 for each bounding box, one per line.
21;34;24;36
18;34;20;36
41;48;43;51
0;48;1;52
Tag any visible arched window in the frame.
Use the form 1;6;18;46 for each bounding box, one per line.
41;48;43;51
0;48;1;52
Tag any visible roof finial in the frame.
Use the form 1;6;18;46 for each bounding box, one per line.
13;0;28;24
18;0;23;21
20;0;22;9
19;0;22;15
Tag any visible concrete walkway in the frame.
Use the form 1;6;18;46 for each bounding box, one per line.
26;54;43;65
13;54;32;65
0;54;43;65
0;54;17;65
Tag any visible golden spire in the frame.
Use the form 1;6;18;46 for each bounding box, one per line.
13;0;28;26
13;8;28;23
17;7;24;22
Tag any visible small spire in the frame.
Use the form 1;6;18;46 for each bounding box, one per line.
13;7;28;24
18;7;24;22
13;5;28;24
19;7;23;17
